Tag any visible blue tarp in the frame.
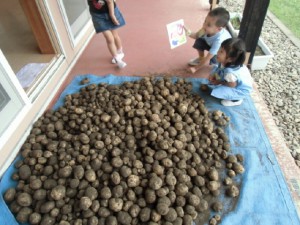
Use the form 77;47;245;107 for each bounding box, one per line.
1;74;299;225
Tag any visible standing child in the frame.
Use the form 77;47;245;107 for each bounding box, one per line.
87;0;127;68
185;7;231;73
201;38;253;106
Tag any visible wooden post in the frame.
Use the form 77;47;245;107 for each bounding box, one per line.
211;0;217;9
238;0;270;67
209;0;219;11
19;0;55;54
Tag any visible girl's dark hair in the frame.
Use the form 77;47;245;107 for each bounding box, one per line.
221;38;246;67
208;7;230;27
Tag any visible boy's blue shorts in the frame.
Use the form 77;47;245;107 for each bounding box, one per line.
193;38;217;64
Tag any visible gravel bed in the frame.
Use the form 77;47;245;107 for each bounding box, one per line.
220;0;300;167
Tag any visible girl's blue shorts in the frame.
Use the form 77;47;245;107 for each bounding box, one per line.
91;6;125;33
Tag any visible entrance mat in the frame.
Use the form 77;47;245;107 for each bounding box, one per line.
1;74;299;225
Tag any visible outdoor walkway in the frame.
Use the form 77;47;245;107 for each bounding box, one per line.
53;0;300;218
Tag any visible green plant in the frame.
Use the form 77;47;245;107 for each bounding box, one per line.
269;0;300;39
254;45;264;56
230;17;241;30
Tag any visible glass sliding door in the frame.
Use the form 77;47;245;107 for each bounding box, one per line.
0;50;27;137
59;0;90;43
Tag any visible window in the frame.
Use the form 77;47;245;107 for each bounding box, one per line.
60;0;90;43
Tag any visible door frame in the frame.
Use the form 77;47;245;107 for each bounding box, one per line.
19;0;55;54
0;50;30;173
58;0;91;47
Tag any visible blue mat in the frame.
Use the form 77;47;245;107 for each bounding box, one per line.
1;74;299;225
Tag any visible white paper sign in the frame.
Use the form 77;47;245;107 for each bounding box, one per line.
166;19;187;49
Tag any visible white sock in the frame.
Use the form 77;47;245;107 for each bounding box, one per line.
117;48;123;54
114;55;127;68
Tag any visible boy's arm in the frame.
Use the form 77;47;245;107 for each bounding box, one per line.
107;0;119;25
184;26;204;39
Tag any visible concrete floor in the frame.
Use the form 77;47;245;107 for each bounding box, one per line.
54;0;300;218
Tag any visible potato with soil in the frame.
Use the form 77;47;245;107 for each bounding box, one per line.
4;77;246;225
50;185;66;200
4;188;16;203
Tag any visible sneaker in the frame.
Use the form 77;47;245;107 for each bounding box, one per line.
188;57;201;66
221;99;243;106
116;60;127;69
112;52;124;64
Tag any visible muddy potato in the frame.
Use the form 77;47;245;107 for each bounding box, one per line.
148;174;163;190
29;212;42;224
40;214;56;225
59;220;71;225
236;154;244;162
226;155;238;163
127;174;140;187
18;165;31;180
145;189;157;204
207;181;220;192
84;186;98;200
183;214;193;225
98;207;111;217
166;173;177;186
108;198;123;212
30;178;43;190
209;217;218;225
116;211;132;224
80;196;92;211
112;185;124;198
152;164;164;175
50;185;66;200
196;199;208;212
105;215;118;225
175;183;189;196
232;162;245;174
16;207;32;223
151;209;161;222
156;202;169;216
188;194;201;207
173;217;183;225
120;166;132;178
227;169;236;178
129;204;141;218
4;188;16;203
156;187;169;197
17;192;32;207
58;166;72;178
164;207;178;222
6;77;247;225
211;201;223;212
139;207;151;222
33;189;47;201
226;185;240;197
85;169;96;182
40;201;55;214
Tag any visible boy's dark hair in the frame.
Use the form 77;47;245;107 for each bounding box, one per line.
208;7;230;27
221;38;246;67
